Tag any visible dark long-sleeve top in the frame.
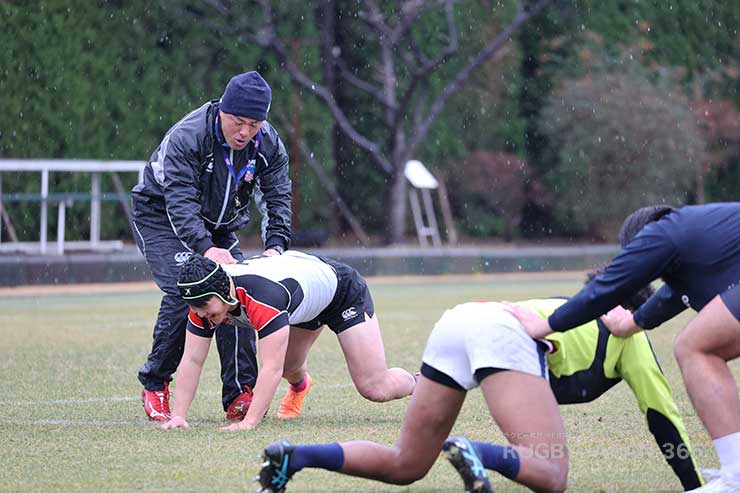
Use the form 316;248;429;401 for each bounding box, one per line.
549;203;740;332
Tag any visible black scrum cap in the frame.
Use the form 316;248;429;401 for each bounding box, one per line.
177;254;236;304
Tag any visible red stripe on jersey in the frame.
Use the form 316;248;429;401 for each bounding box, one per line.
188;309;206;329
235;286;284;331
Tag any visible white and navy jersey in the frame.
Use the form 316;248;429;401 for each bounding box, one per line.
187;251;338;338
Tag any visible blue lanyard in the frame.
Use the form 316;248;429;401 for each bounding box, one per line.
216;115;262;184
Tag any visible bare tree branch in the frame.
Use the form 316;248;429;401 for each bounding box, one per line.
256;0;393;175
405;33;429;66
333;56;397;110
362;0;400;126
201;0;230;16
271;114;371;245
403;0;552;163
416;0;459;75
298;140;371;245
193;0;395;172
413;81;429;129
389;0;429;44
360;0;392;38
0;202;18;243
174;0;553;243
392;0;458;143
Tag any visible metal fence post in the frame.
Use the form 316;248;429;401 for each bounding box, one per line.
90;172;101;246
0;173;3;244
40;168;49;254
57;201;66;255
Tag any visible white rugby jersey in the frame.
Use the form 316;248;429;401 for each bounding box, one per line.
187;251;338;338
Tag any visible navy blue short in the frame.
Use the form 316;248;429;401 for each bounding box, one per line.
720;283;740;322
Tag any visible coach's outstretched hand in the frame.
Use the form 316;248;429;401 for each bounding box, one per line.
504;302;554;339
161;415;189;430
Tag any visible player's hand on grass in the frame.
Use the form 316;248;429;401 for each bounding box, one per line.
600;305;642;337
161;415;189;430
204;246;237;264
219;420;256;432
503;302;554;339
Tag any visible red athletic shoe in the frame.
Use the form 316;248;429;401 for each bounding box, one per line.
141;383;171;421
226;388;254;421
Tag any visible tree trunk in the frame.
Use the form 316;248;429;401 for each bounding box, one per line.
386;162;407;244
313;0;341;237
245;0;553;244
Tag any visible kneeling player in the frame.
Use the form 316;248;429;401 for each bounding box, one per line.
161;251;416;431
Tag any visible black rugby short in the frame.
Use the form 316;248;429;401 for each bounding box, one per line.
294;257;375;335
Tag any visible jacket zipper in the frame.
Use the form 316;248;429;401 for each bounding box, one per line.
214;148;233;229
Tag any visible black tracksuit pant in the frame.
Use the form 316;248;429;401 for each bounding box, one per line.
131;219;258;411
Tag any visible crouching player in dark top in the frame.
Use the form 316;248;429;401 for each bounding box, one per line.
510;203;740;492
160;251;416;431
254;277;701;492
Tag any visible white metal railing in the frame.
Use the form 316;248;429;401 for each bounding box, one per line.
0;159;146;255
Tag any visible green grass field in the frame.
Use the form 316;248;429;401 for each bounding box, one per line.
0;274;729;492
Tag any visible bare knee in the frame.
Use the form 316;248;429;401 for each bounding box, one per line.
547;461;568;493
354;368;414;402
356;383;391;402
381;454;429;485
674;331;697;367
354;375;399;402
384;471;424;486
533;459;568;493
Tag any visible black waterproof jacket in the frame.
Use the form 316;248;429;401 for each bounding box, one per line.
131;100;291;254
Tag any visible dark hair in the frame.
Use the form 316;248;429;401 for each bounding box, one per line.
618;205;675;248
585;268;655;312
177;254;235;305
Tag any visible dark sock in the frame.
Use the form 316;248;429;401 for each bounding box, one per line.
471;442;520;480
290;377;307;392
290;443;344;473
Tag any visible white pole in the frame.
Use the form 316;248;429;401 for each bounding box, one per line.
91;172;101;246
57;201;66;255
40;168;49;254
0;173;3;244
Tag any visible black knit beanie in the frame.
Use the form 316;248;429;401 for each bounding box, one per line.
219;71;272;121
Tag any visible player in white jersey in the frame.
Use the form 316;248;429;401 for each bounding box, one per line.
257;301;567;493
160;251;416;431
